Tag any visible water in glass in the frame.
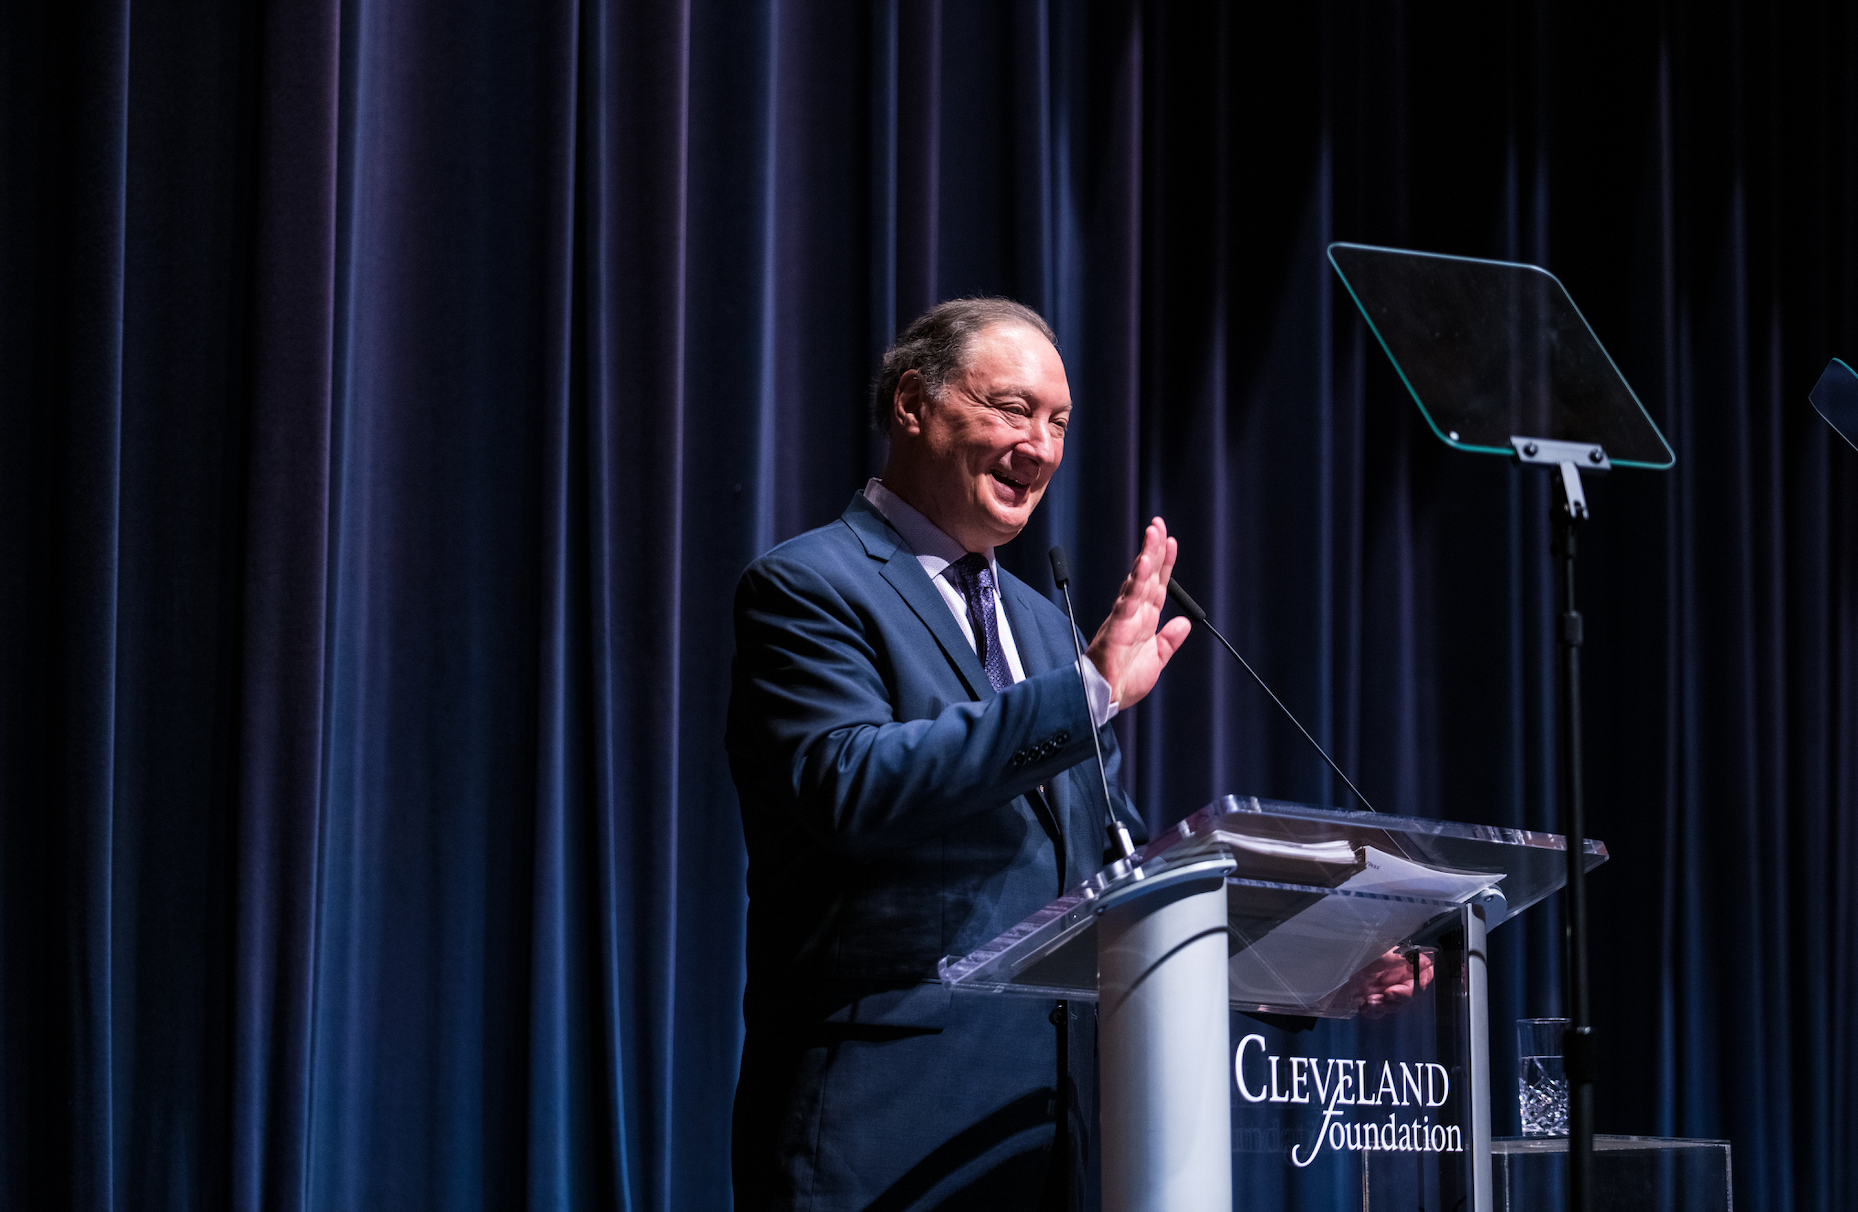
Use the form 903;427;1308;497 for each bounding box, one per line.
1519;1053;1568;1137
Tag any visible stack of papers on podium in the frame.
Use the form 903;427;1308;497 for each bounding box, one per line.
1227;846;1501;1013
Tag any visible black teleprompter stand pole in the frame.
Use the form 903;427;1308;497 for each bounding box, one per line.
1513;436;1603;1212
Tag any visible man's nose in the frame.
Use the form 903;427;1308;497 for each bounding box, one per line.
1018;419;1062;463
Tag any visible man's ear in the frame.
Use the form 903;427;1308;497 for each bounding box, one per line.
892;369;928;436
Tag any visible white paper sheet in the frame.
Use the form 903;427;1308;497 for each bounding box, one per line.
1227;846;1502;1012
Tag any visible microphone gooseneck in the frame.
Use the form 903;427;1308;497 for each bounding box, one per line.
1049;546;1137;860
1166;578;1377;814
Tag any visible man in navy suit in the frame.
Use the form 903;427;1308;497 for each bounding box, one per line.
728;298;1191;1210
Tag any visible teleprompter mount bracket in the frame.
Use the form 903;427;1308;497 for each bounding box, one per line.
1511;436;1608;520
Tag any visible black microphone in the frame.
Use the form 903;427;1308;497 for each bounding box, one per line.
1049;546;1137;860
1166;578;1377;814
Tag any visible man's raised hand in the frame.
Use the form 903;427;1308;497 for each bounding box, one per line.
1085;517;1192;710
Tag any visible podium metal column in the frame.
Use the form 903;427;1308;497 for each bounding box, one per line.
1433;899;1495;1212
1096;858;1236;1212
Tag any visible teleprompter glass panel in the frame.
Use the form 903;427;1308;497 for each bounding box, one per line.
1808;357;1858;450
939;795;1606;1017
1328;243;1675;468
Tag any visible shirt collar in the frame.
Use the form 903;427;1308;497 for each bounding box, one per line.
861;478;996;579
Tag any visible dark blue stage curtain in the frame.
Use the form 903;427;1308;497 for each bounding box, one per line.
2;0;1854;1209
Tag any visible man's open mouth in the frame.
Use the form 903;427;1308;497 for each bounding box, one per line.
989;470;1030;491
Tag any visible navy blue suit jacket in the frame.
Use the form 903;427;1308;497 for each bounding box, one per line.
728;494;1144;1209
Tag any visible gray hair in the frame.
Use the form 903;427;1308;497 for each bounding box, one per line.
870;297;1059;431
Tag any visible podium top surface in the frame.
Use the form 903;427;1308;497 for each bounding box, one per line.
1328;242;1675;468
941;795;1606;1018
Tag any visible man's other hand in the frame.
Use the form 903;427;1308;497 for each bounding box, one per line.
1354;949;1436;1020
1086;517;1192;710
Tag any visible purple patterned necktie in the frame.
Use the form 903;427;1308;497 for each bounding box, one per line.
949;553;1013;692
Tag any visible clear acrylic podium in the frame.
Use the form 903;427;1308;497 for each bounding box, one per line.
1492;1136;1732;1212
940;795;1606;1212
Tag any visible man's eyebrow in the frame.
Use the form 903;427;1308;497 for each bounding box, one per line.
987;385;1068;407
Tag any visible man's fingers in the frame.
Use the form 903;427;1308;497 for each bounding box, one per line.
1112;535;1169;622
1155;616;1192;662
1147;521;1169;573
1089;518;1187;710
1130;520;1162;579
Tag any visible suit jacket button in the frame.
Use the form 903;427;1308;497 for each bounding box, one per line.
1055;731;1070;746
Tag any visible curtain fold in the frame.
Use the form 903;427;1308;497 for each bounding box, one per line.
3;0;132;1207
2;1;1855;1210
230;0;341;1206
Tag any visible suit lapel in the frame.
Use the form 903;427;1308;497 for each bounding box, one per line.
846;497;1070;885
842;497;992;702
998;570;1074;887
998;571;1062;678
